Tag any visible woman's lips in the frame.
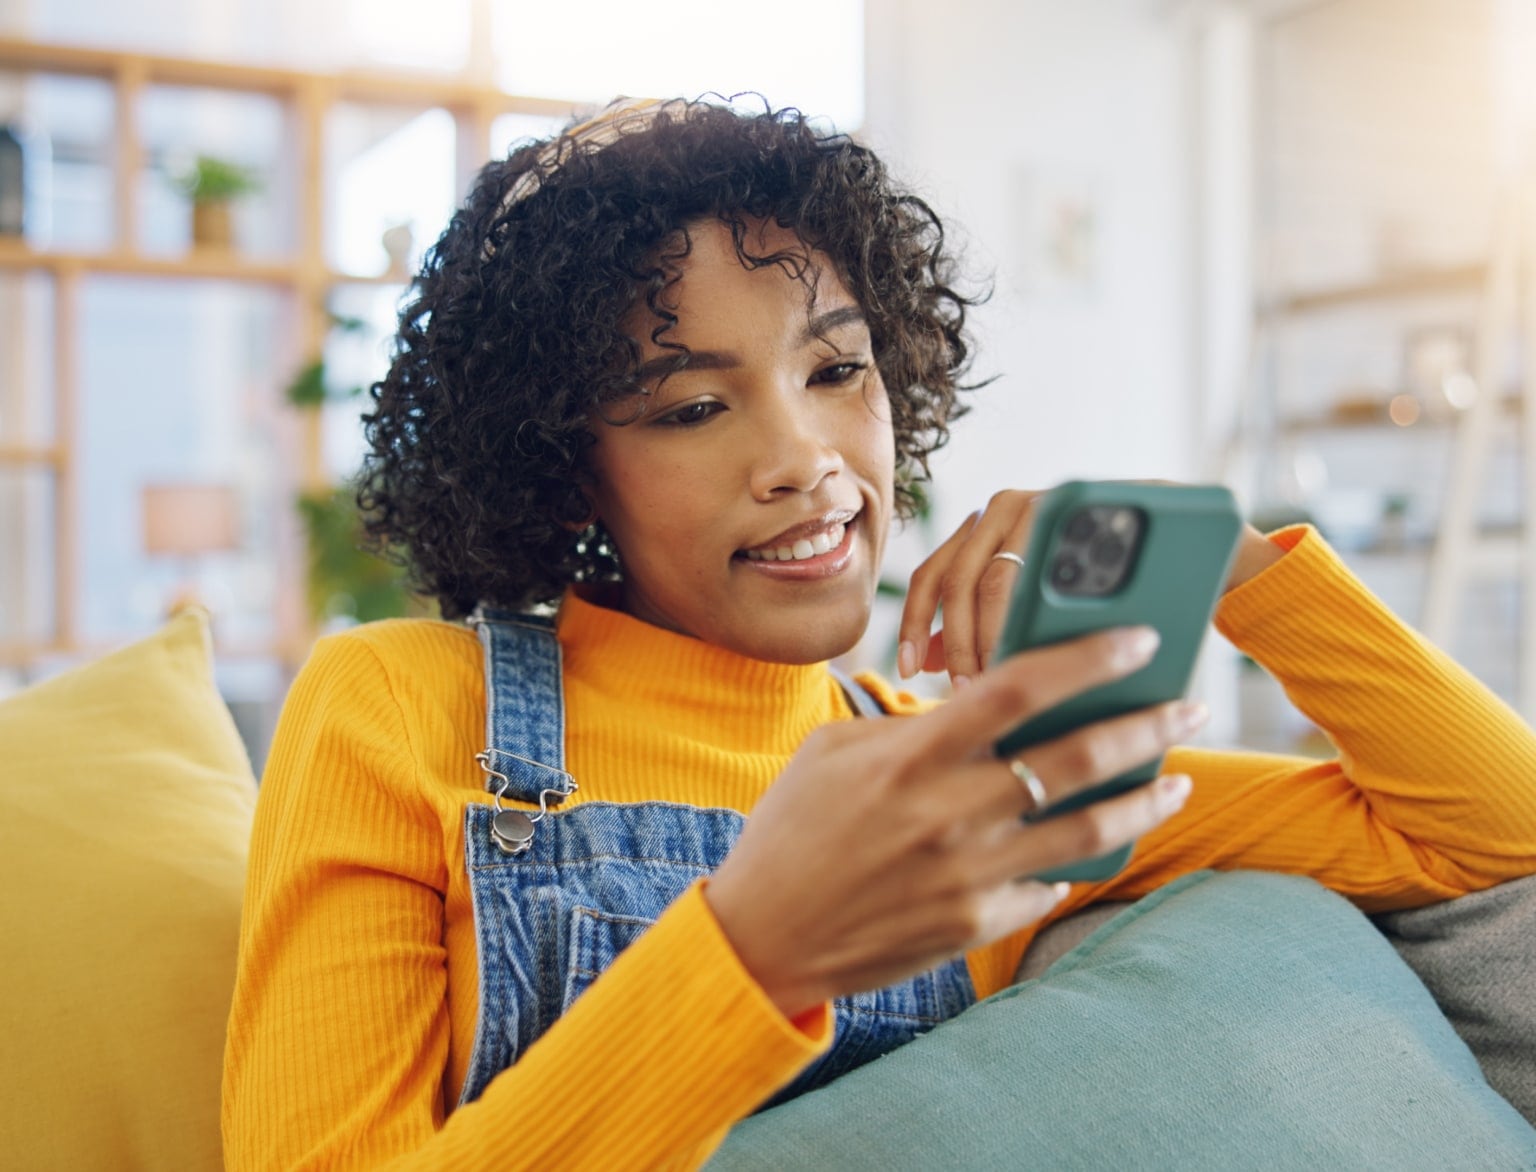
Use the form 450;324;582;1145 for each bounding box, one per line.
742;520;848;563
736;517;857;579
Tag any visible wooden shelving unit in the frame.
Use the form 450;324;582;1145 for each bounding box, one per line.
0;37;578;670
1248;239;1534;720
1261;264;1487;317
0;239;422;284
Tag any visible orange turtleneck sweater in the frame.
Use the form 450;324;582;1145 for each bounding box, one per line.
223;528;1536;1170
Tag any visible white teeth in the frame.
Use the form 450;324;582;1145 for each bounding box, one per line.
745;522;847;563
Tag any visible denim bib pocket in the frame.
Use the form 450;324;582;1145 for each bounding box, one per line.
565;906;654;1010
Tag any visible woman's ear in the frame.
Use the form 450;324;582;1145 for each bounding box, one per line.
556;488;599;533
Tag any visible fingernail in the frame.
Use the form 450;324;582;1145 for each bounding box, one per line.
897;640;918;679
1155;773;1192;815
952;674;972;691
1169;701;1209;739
1050;881;1072;902
1117;626;1160;668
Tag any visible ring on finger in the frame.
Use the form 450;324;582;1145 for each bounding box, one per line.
991;551;1027;570
1007;755;1048;818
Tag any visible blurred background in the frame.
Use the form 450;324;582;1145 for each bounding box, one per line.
1;0;1532;768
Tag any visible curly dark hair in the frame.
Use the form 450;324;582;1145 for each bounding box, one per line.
359;98;981;619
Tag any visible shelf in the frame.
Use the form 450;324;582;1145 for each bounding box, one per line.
326;272;413;288
1281;415;1454;436
0;444;63;465
1466;532;1524;575
0;240;419;287
0;36;573;118
0;642;70;667
0;240;302;283
1280;397;1521;435
1338;531;1523;574
1261;264;1485;316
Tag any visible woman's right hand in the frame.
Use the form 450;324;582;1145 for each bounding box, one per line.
704;625;1204;1018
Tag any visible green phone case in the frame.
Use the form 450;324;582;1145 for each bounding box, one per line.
991;481;1242;883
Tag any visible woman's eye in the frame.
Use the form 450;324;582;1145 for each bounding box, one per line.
811;361;869;386
659;400;722;427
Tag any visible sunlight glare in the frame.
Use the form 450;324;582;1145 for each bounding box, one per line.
491;0;865;131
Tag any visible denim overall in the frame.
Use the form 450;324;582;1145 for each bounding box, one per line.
456;609;977;1109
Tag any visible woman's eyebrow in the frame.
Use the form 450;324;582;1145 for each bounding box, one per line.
632;305;869;384
800;304;867;342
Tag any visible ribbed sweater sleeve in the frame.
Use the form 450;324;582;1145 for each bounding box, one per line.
433;882;828;1170
1100;525;1536;908
222;635;830;1171
965;526;1536;997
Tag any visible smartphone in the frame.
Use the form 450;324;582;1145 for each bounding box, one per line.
991;481;1242;883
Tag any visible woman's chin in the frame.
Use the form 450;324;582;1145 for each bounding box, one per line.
733;606;873;666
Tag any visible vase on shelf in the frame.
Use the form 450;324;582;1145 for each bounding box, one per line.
191;199;235;250
175;155;259;254
382;221;414;280
0;125;24;237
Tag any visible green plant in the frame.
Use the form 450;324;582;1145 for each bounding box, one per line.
289;313;423;625
296;487;425;625
283;315;369;408
175;154;261;203
875;481;935;600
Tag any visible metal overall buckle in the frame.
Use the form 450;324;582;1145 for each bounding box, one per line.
474;750;578;855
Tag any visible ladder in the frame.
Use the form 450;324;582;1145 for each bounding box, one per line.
1422;173;1536;724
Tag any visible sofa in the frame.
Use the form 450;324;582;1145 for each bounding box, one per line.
4;610;1533;1170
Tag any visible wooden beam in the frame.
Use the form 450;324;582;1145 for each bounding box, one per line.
113;57;146;253
0;36;576;114
0;444;64;464
1262;264;1486;316
0;239;414;286
53;264;79;650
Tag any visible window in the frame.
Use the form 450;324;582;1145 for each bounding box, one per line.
0;8;866;760
492;0;865;131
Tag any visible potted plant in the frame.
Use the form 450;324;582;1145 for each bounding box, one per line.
285;314;429;626
282;313;368;409
174;155;261;250
294;486;421;625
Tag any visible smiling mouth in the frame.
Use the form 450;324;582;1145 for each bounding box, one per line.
741;520;849;563
735;514;858;577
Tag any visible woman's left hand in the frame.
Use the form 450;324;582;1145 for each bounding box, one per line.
896;487;1286;686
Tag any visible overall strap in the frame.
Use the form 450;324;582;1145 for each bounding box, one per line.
471;609;576;804
830;665;887;719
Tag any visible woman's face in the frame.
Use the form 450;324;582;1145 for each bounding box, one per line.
586;218;896;664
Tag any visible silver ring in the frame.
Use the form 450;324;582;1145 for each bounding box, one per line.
1008;756;1048;817
991;551;1027;570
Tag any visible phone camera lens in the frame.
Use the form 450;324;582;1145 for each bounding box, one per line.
1064;510;1097;543
1050;554;1083;590
1088;533;1126;568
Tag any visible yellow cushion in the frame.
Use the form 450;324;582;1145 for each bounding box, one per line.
0;609;257;1171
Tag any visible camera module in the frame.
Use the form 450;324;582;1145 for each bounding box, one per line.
1050;504;1147;597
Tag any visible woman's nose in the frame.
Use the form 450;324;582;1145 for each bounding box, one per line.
747;394;845;499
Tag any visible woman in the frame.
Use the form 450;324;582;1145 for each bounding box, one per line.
222;98;1536;1169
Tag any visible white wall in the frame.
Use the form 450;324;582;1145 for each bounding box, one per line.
863;0;1195;540
859;0;1260;739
